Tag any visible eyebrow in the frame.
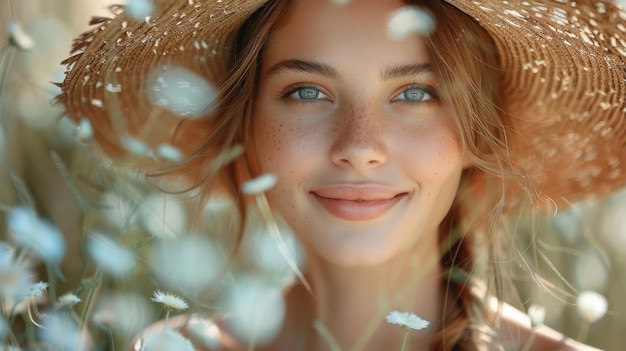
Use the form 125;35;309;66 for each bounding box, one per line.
381;63;433;80
266;59;339;79
265;59;433;80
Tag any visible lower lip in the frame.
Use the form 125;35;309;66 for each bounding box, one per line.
312;193;405;221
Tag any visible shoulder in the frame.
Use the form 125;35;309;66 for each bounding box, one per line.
495;300;602;351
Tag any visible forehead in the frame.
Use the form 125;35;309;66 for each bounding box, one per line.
262;0;432;68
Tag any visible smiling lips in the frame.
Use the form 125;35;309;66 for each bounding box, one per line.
311;185;407;221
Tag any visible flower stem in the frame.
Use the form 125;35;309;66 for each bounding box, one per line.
80;271;102;325
164;309;171;331
45;264;57;304
400;328;410;351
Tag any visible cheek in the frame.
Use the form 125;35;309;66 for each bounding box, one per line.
401;123;464;175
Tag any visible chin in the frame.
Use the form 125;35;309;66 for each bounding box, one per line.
307;235;408;267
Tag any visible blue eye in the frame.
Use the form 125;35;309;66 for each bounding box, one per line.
281;85;330;101
393;85;437;102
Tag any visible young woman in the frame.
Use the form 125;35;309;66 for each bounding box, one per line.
59;0;626;349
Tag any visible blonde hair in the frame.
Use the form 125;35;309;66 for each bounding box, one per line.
165;0;532;349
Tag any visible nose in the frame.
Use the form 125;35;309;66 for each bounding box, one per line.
330;104;387;171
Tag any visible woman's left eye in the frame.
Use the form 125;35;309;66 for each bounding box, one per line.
392;84;437;102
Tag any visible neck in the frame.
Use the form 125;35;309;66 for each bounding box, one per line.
290;231;443;351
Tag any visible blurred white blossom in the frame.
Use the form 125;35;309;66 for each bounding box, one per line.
186;320;221;350
223;275;286;345
387;6;435;40
86;232;136;277
242;173;277;195
528;304;546;327
140;328;194;351
244;216;304;288
125;0;155;20
7;21;34;50
7;207;66;263
92;307;118;328
54;293;81;310
100;191;139;230
385;311;430;330
10;16;71;132
156;144;183;162
75;118;93;141
574;247;609;292
138;193;187;238
576;290;608;324
0;257;32;301
148;64;218;118
149;235;224;294
599;190;626;257
38;312;81;351
94;292;154;336
121;135;150;156
151;290;188;311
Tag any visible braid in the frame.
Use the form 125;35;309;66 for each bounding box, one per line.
427;205;481;351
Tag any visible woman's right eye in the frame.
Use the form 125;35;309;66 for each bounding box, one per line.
280;85;330;101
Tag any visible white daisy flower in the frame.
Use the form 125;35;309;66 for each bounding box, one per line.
55;293;81;310
25;281;48;298
151;290;189;311
241;173;277;195
385;311;430;330
576;290;608;324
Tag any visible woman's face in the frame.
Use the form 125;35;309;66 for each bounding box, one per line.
252;0;469;266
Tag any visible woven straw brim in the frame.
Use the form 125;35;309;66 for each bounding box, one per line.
59;0;626;208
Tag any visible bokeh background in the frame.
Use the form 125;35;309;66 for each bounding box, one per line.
0;0;624;350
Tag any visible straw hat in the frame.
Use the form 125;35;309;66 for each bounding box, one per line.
59;0;626;208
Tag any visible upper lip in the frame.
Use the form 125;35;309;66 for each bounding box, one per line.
311;184;407;201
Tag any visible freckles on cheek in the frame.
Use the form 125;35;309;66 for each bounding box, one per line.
256;121;286;168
